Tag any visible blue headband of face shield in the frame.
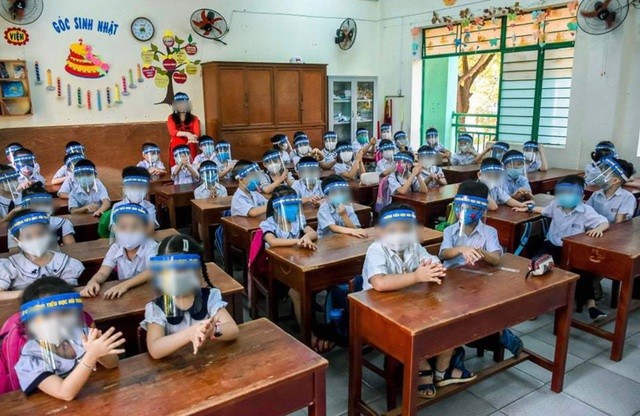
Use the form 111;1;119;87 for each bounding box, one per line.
150;253;201;272
493;143;509;152
297;161;319;170
418;148;437;156
9;212;50;236
66;155;84;167
454;195;489;225
600;157;629;181
66;145;85;155
263;152;281;164
394;154;414;164
502;154;526;165
381;125;392;132
294;138;310;147
143;146;161;155
394;132;407;140
336;144;353;154
0;170;19;183
14;155;35;167
199;139;215;147
523;142;538;151
235;163;260;180
595;144;615;151
21;193;52;207
272;195;302;222
379;209;417;226
323;133;337;140
199;166;219;182
73;165;97;176
112;203;149;224
379;143;395;152
20;292;84;323
480;164;504;173
5;145;21;156
323;180;350;193
458;134;473;144
215;143;231;151
123;176;150;185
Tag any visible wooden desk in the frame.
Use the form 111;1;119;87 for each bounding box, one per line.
0;319;328;416
441;163;480;184
148;178;174;204
190;196;233;261
486;206;542;253
267;227;442;346
348;254;578;416
528;168;583;194
562;217;640;361
584;184;640;204
222;203;373;277
350;181;378;207
391;184;460;226
44;183;60;196
0;262;243;356
53;197;68;215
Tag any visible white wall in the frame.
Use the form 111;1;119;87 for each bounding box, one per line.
1;0;380;128
378;0;640;169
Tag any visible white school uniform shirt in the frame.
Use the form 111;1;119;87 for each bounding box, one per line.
7;216;75;250
502;175;531;195
279;150;293;164
67;179;110;209
194;182;228;199
57;177;75;196
258;171;294;193
334;162;357;178
18;172;46;185
109;199;158;229
192;153;217;168
0;195;16;219
419;167;445;189
15;338;86;394
102;238;158;280
541;200;608;247
388;173;420;194
488;185;512;205
322;148;337;164
137;159;167;181
362;242;440;291
291;179;324;199
291;151;305;167
230;189;267;217
376;158;394;176
439;222;503;269
141;288;227;335
171;164;198;185
450;151;477;166
585;187;637;224
259;216;307;248
526;160;541;173
0;252;85;290
352;141;365;153
212;157;233;179
316;201;361;238
584;162;600;184
52;165;70;180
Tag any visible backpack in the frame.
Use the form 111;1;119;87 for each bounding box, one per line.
213;210;231;263
374;176;391;213
317;275;363;348
248;229;269;304
435;202;456;232
0;311;94;394
97;209;112;238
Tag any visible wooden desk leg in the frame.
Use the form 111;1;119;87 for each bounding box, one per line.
224;225;233;275
231;293;243;324
302;288;313;346
401;345;420;416
551;281;575;392
191;211;199;241
168;199;177;230
348;307;363;416
309;368;327;416
611;277;633;361
268;271;277;322
201;224;213;262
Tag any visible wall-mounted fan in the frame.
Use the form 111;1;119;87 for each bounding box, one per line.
190;9;229;45
577;0;636;35
0;0;43;25
335;18;357;50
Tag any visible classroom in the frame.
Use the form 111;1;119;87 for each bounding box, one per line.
0;0;639;415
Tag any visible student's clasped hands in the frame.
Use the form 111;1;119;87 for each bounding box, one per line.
414;258;446;284
82;327;126;360
190;317;219;355
459;246;484;265
297;235;317;250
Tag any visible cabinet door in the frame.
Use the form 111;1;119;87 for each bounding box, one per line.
275;69;300;125
218;67;248;128
300;68;325;125
246;67;274;126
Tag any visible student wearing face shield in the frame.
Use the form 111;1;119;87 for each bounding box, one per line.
170;145;200;185
477;141;510;163
585;157;636;224
334;141;365;181
52;152;84;186
320;131;339;170
450;133;479;166
417;146;447;189
142;235;239;359
259;149;294;195
14;277;124;400
271;134;294;165
388;152;428;195
584;141;617;184
192;135;217;169
230;160;268;217
424;127;452;163
137;143;167;181
194;161;228;199
375;139;396;178
291;133;324;166
212;141;236;179
477;158;531;211
14;150;46;191
0;164;22;218
0;210;84;300
5;143;22;167
67;160;111;217
501;150;533;201
380;123;392;141
109;167;158;232
292;157;324;204
393;131;412;153
317;175;367;238
352;128;377;155
522;141;548;173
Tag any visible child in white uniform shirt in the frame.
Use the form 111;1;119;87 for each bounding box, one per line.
212;141;236;179
13;150;46;191
417;146;447;189
375;139;396;177
52;152;84;186
586;157;636;223
320;131;338;170
230;160;267;217
522;141;548;173
388;151;428;195
334;141;365;181
170;144;199;185
194;161;228;199
585;141;617;184
260;149;294;195
137;142;167;181
0;165;21;219
192;135;217;169
450;133;481;166
316;175;366;238
109;166;158;232
67;159;110;217
271;134;294;165
292;156;324;204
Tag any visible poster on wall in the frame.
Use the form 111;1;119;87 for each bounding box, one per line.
64;39;110;78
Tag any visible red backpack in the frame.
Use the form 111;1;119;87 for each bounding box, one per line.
248;229;268;304
0;311;94;395
375;176;391;213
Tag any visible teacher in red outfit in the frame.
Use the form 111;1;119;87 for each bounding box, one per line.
166;92;201;167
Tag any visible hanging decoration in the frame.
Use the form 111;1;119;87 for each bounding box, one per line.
4;27;29;46
34;62;42;85
114;83;122;104
106;86;112;107
136;64;144;83
97;89;102;111
140;30;201;105
86;90;92;110
56;77;62;99
128;69;136;89
66;84;72;106
64;38;110;78
76;87;83;108
121;75;130;96
45;69;55;91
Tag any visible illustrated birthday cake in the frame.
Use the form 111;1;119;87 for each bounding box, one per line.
64;39;110;78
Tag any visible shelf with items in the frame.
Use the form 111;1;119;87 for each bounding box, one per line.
0;59;32;116
328;76;377;143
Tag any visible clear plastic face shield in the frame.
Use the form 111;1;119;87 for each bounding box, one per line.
478;165;505;190
0;170;21;201
172;96;192;113
5;145;21;164
503;154;527;181
380;125;392;141
215;144;231;164
173;148;191;166
151;254;203;318
272;195;303;234
294;137;311;156
73;166;97;194
377;209;419;256
586;157;629;190
337;145;354;164
426;130;439;147
394;132;409;149
14;154;36;178
454;195;489;236
143;146;161;164
200;140;215;158
10;212;59;258
356;129;369;145
235;163;262;192
554;183;584;210
66;145;85;157
394;153;415;179
457;134;474;153
122;176;149;204
323;181;352;208
277;136;290;151
297;161;320;188
263;152;284;175
110;205;149;248
21;193;54;216
323;133;337;151
418;150;438;172
523;143;538;164
491;143;509;161
65;154;84;175
21;293;87;372
199;165;219;187
380;143;395;160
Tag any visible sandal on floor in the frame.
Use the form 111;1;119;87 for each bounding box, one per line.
435;367;476;387
311;336;336;354
417;370;436;399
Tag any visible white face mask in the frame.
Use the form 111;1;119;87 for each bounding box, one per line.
383;150;394;160
325;141;337;151
115;230;146;250
480;175;501;190
159;270;201;297
340;151;353;163
29;315;79;346
381;132;391;141
148;154;159;163
266;163;281;175
297;145;311;156
31;204;54;216
381;232;416;253
125;188;147;204
18;235;51;257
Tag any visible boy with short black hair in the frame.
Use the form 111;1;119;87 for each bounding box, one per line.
586;157;636;224
110;166;158;231
170;144;199;185
501;150;533;200
67;159;110;217
137;142;166;181
478;158;530;210
230;160;267;217
317;174;366;238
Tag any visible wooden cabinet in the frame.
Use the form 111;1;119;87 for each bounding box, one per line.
202;62;327;161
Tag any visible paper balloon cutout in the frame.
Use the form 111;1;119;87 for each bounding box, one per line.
154;74;169;88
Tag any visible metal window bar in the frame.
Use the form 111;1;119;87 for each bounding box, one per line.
450;112;498;153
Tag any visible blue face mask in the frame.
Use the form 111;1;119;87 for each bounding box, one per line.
462;209;483;225
329;193;349;206
246;178;260;192
357;135;369;145
557;193;582;209
217;152;230;163
506;168;522;179
202;145;215;157
283;204;300;222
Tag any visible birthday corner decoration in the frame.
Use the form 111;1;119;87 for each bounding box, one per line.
4;27;29;46
140;30;201;105
64;38;110;78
